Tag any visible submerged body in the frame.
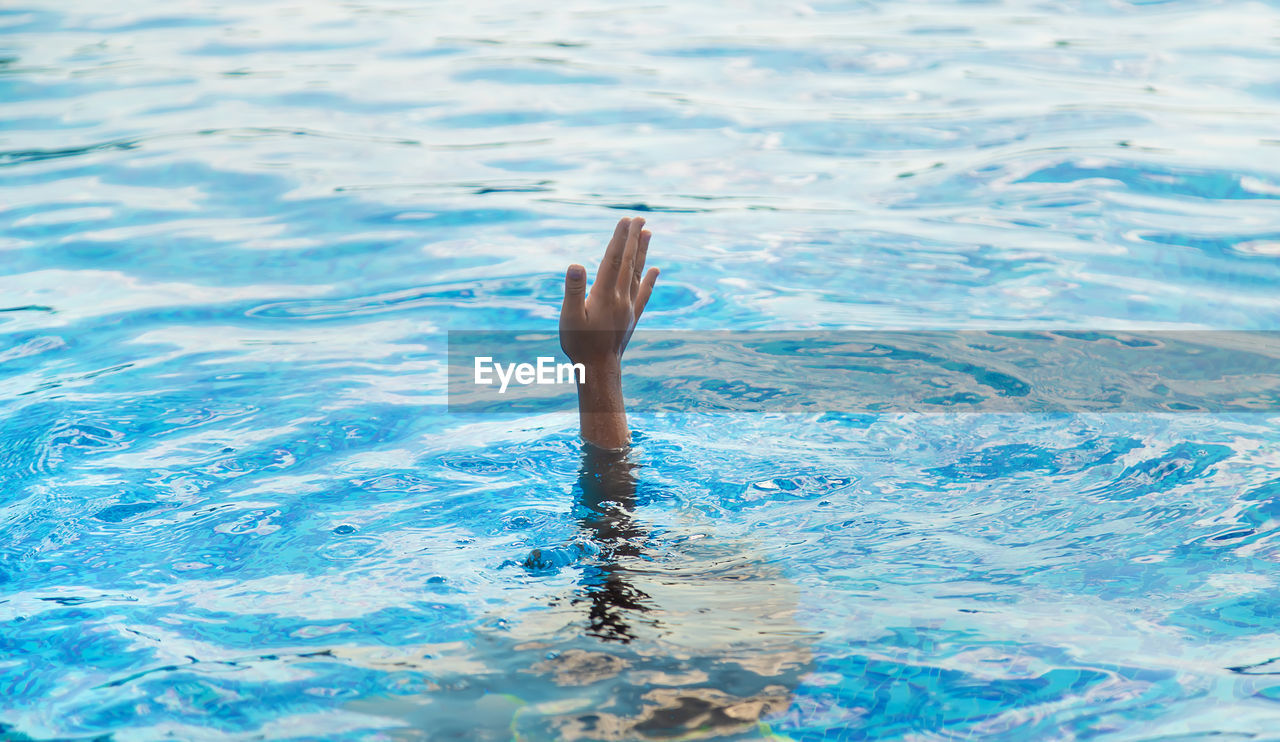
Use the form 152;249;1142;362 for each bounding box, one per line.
344;444;813;739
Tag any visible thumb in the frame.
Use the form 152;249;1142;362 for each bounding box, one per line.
562;264;587;318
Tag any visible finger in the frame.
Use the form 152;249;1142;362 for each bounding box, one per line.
594;217;631;290
633;267;659;321
616;216;645;293
562;264;587;320
630;229;651;300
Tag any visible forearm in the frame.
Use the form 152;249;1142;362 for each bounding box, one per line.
576;356;629;449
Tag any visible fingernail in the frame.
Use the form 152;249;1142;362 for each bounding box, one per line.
568;265;584;280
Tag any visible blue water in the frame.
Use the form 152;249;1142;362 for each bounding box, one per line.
4;0;1280;738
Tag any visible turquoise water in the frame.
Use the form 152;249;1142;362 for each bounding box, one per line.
4;0;1280;738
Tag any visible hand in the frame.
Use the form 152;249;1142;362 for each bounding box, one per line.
560;217;659;366
558;217;659;449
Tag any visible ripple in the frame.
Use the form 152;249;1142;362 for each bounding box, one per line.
517;539;601;572
92;500;174;523
453;66;617;86
316;537;383;562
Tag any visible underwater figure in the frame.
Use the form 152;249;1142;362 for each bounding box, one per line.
338;219;812;739
341;441;812;740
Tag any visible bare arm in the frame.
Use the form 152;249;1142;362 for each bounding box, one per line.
558;217;659;449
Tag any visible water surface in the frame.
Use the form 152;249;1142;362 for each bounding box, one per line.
3;0;1280;739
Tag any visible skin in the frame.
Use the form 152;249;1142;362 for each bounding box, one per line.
559;217;659;449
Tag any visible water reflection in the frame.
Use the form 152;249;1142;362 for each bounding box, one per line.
344;444;813;740
573;445;653;645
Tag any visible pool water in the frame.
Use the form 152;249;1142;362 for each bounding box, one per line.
3;0;1280;739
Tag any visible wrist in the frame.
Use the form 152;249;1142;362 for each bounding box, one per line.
576;359;623;414
578;353;622;376
574;353;627;448
575;354;622;386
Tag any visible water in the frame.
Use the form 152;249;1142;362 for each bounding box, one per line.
3;0;1280;738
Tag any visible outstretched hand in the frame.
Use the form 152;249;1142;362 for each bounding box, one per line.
558;217;659;449
560;217;659;365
